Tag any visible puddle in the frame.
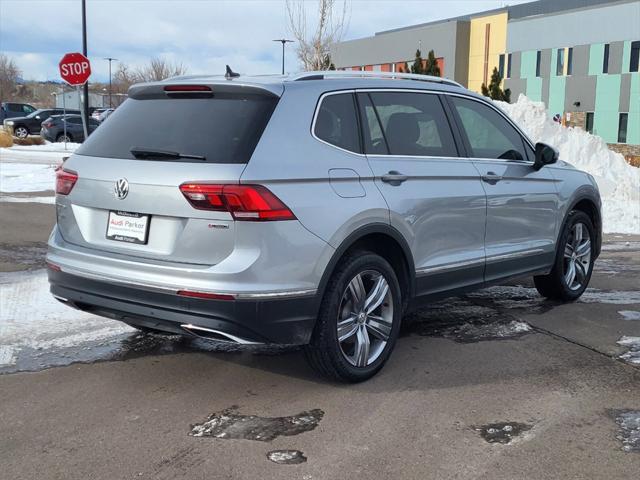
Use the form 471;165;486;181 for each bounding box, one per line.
407;297;533;343
618;310;640;321
267;450;307;465
616;336;640;365
0;270;299;374
0;331;300;375
190;406;324;442
474;422;533;444
610;410;640;453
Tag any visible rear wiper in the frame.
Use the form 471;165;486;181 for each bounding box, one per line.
130;147;206;161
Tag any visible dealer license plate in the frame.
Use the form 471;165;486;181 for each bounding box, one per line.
106;211;150;245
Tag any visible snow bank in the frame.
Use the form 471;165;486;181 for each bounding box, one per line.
0;163;56;193
495;95;640;234
0;142;80;165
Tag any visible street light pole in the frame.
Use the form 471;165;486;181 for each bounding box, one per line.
273;39;294;75
81;0;89;133
104;57;117;108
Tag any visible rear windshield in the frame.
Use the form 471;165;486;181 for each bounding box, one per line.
76;92;278;164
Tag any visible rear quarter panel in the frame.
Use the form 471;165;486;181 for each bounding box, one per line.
240;82;391;285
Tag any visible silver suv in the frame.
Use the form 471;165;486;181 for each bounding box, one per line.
47;71;601;382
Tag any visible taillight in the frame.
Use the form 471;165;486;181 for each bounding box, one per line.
42;121;53;128
55;168;78;195
164;85;211;92
179;184;296;221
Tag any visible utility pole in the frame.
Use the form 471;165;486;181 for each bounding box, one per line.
81;0;90;131
273;39;294;75
104;57;117;108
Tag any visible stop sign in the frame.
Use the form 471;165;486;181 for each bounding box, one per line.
59;52;91;86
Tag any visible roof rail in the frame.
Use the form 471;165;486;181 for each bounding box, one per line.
290;70;463;88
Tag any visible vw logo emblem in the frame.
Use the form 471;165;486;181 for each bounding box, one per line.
114;178;129;200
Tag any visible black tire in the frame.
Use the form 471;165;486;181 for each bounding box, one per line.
534;210;595;301
14;125;29;139
56;133;73;143
304;251;402;383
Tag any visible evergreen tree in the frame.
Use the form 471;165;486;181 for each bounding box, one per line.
403;62;410;74
481;67;512;102
411;49;424;74
329;63;336;71
424;50;441;77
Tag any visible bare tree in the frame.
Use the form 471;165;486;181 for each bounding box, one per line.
286;0;349;71
113;58;188;93
135;57;188;82
0;54;21;100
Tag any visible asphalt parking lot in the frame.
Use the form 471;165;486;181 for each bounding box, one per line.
1;201;639;479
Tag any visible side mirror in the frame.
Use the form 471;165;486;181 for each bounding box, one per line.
533;142;558;170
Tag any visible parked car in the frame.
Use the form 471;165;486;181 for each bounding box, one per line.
41;114;100;143
4;108;80;138
0;102;37;122
91;108;109;120
47;71;601;382
97;108;114;122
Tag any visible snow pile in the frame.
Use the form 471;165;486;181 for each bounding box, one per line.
495;95;640;234
0;163;56;193
0;271;132;367
0;142;80;165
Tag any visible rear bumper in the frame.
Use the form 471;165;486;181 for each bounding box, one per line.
48;268;319;345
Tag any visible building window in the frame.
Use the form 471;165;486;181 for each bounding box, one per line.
567;48;573;75
618;113;628;143
630;41;640;72
536;50;542;77
603;43;610;73
586;112;594;134
498;54;505;79
507;53;512;78
556;48;565;76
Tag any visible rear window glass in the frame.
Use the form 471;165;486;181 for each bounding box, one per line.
76;93;278;164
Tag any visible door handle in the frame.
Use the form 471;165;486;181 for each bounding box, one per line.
381;171;408;186
481;172;502;184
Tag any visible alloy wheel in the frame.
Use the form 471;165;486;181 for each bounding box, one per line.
14;126;28;138
337;270;394;367
563;222;591;291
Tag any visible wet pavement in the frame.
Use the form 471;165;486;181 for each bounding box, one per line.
1;202;639;479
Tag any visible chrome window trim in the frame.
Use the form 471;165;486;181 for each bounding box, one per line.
310;89;366;157
310;87;537;164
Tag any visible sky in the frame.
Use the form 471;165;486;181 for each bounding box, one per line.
0;0;531;82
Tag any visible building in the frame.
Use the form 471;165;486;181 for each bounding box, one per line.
331;0;640;154
53;91;127;110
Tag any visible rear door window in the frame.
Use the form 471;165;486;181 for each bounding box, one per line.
364;91;458;157
449;96;528;161
314;93;361;153
76;92;278;164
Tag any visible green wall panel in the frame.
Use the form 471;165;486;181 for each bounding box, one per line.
548;76;566;115
627;73;640;144
589;44;604;76
520;50;538;78
526;77;543;101
593;74;621;142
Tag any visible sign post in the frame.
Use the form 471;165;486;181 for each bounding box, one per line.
62;83;67;149
58;52;92;141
